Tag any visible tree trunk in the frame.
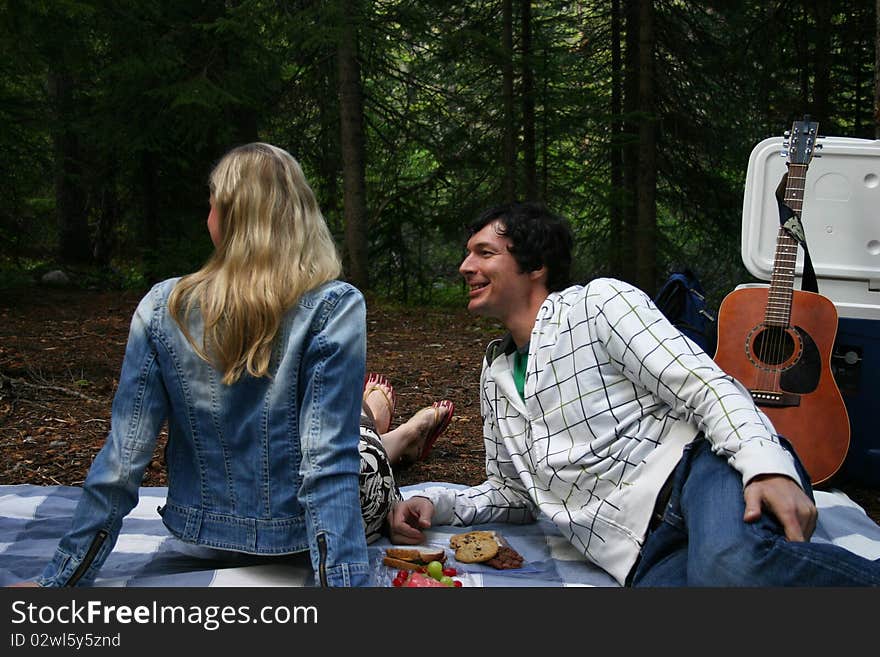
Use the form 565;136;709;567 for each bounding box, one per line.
520;0;538;201
810;0;832;132
502;0;517;202
337;0;369;291
541;44;549;200
319;58;341;226
48;70;90;265
93;166;119;267
635;0;656;295
140;150;160;284
875;0;880;137
797;4;810;108
622;0;640;285
609;0;624;277
847;5;866;136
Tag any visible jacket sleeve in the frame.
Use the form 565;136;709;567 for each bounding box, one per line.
420;359;537;526
587;278;801;488
296;286;371;587
38;289;169;587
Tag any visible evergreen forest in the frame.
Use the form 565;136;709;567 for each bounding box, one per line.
2;0;878;306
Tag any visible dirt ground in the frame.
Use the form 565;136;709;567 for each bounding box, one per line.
2;286;879;526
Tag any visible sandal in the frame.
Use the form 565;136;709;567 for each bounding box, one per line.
363;373;396;422
419;399;454;461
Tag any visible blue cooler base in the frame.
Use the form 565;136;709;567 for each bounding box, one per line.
832;317;880;488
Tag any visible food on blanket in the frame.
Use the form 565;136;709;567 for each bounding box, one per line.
385;546;446;562
426;560;444;580
388;553;464;587
382;546;447;572
450;532;500;563
449;531;524;569
484;545;524;570
392;570;462;587
449;530;497;549
402;572;446;587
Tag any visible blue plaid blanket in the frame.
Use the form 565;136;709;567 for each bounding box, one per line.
2;483;878;587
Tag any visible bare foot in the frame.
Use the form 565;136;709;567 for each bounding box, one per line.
396;400;453;464
363;374;395;435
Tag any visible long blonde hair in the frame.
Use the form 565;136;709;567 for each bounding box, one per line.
168;143;342;384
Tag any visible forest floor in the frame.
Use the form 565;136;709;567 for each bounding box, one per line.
2;286;879;527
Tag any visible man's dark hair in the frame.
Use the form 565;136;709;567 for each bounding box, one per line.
468;202;574;292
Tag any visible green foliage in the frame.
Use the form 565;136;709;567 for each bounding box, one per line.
0;0;876;306
0;257;48;290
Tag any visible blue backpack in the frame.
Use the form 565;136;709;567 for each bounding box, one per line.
653;269;717;354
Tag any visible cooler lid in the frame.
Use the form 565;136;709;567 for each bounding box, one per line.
741;134;880;320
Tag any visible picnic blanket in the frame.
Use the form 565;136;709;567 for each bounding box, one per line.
1;482;879;587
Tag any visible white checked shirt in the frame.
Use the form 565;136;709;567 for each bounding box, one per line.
419;278;800;584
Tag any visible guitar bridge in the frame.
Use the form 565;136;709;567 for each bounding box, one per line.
750;390;801;408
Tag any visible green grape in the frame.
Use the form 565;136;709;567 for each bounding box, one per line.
439;575;454;587
426;560;444;581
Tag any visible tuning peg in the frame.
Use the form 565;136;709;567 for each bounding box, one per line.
783;130;791;138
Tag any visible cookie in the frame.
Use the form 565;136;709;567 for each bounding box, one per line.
453;536;499;563
449;530;496;550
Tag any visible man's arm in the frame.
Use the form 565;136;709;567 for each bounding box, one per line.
389;360;538;542
590;278;803;487
589;279;815;536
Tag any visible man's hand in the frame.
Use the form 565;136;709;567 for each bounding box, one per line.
743;474;817;541
388;496;435;544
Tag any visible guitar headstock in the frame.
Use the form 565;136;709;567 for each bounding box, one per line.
782;115;821;165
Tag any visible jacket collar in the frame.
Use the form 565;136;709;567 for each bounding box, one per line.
484;332;517;366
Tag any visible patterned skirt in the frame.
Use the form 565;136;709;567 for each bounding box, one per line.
358;423;402;544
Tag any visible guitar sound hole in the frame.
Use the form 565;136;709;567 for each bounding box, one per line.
753;327;794;365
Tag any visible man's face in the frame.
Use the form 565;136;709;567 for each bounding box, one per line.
459;220;534;323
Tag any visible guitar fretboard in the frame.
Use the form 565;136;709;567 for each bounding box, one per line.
783;163;807;213
765;163;808;327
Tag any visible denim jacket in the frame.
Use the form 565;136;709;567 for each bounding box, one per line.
38;278;371;587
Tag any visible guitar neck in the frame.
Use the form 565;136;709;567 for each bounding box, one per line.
765;163;808;327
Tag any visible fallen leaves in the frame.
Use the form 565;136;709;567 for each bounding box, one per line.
4;286;877;527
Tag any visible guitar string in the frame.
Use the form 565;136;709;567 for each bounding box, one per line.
768;164;805;397
762;165;805;397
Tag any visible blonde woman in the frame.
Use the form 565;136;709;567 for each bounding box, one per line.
31;143;373;587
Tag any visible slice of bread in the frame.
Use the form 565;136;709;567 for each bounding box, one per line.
383;556;425;571
384;546;446;563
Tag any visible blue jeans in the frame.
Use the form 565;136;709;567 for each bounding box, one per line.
630;438;880;587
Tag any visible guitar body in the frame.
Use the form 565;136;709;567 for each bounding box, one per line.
714;286;850;484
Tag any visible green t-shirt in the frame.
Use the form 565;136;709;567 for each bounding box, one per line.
513;344;529;399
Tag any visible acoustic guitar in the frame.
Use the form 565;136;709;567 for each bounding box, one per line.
713;117;850;485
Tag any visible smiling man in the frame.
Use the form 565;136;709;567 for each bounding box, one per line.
387;201;880;587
